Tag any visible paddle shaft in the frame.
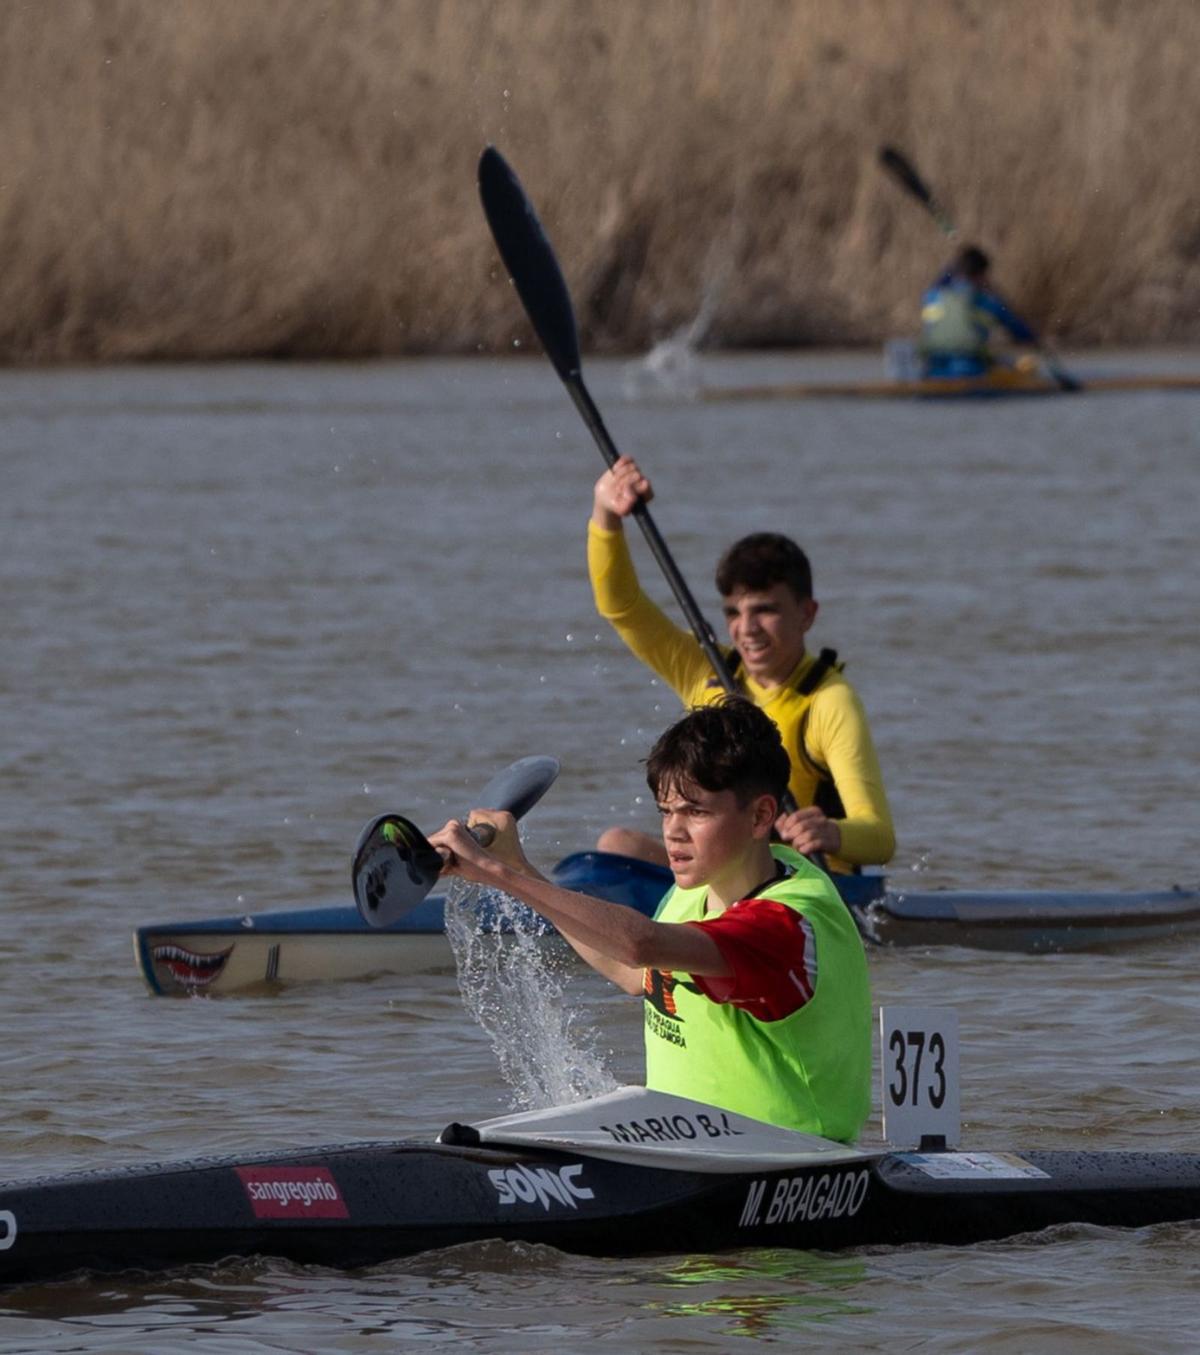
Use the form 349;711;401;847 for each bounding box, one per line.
565;356;805;823
479;146;797;815
878;147;955;237
571;375;807;823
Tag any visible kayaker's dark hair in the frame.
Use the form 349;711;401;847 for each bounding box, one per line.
956;245;990;279
715;533;813;602
645;698;790;809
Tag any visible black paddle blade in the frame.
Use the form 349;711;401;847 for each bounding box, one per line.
878;145;934;207
878;144;956;238
478;146;581;381
1040;354;1083;392
353;755;561;928
352;814;445;927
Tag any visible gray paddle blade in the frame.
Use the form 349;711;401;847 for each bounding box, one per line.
467;755;560;821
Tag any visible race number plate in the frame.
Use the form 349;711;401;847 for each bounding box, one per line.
879;1005;960;1149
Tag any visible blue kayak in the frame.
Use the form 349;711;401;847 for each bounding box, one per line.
134;851;1200;996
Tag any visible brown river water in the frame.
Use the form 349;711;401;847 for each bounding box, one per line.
0;350;1198;1350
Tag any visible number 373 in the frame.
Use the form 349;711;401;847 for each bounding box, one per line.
887;1028;947;1109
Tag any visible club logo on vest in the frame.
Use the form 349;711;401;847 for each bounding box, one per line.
643;969;702;1026
644;969;703;1048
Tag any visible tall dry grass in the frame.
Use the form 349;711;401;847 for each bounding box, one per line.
2;0;1198;361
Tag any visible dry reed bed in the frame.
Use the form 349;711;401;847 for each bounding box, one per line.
1;0;1197;362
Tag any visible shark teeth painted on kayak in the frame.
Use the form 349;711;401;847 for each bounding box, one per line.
151;943;234;988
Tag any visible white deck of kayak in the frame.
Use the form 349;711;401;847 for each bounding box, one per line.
462;1086;869;1173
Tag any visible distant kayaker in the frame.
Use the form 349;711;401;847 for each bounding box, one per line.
588;456;894;877
919;245;1037;378
431;699;871;1141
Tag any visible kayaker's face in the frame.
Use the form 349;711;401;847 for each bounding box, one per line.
722;584;817;688
656;779;773;892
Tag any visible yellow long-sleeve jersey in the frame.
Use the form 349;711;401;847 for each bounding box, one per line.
588;521;895;873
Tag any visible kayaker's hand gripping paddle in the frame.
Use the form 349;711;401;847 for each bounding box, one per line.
353;755;560;928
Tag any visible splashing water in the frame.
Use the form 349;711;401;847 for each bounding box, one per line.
622;232;737;401
444;879;618;1111
622;325;707;401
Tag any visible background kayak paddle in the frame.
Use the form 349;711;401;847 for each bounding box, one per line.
877;144;1081;392
477;145;801;817
878;145;957;239
353;755;560;927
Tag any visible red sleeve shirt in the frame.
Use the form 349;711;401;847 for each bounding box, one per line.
686;898;818;1022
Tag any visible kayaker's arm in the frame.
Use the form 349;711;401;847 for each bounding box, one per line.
976;289;1037;346
588;461;716;700
432;813;636;984
801;682;895;867
429;815;732;995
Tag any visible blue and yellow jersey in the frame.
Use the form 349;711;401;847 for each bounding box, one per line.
920;273;1036;376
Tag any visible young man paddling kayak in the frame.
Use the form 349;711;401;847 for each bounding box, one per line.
920;245;1038;379
589;457;894;877
430;700;871;1142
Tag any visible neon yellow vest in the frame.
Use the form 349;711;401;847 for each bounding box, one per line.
921;284;987;356
643;846;871;1141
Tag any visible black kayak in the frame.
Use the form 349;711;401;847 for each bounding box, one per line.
3;1088;1200;1286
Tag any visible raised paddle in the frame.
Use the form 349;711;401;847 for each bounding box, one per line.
877;144;1081;392
477;145;801;818
353;755;560;927
477;146;740;703
878;146;957;239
